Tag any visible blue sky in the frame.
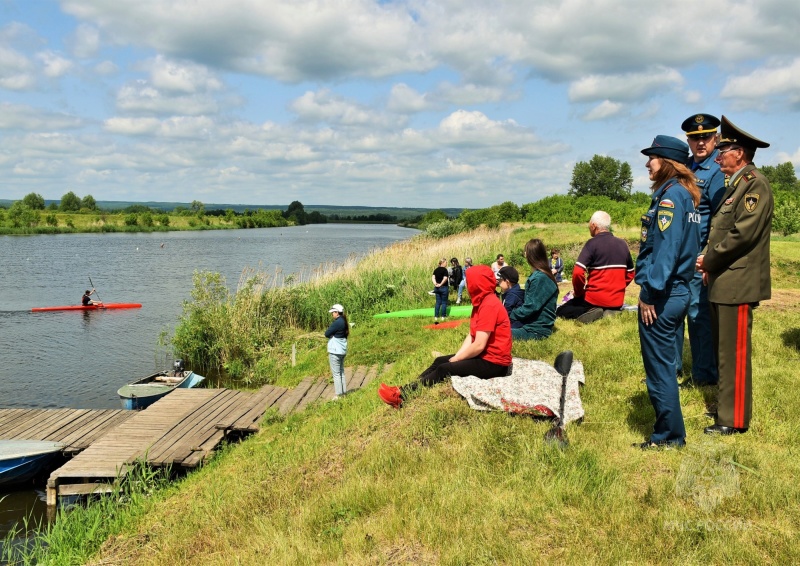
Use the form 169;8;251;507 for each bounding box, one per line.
1;0;799;208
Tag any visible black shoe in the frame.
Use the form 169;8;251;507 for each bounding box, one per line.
576;307;604;324
704;424;748;435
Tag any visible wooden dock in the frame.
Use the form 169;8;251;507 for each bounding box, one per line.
0;408;134;453
15;364;388;505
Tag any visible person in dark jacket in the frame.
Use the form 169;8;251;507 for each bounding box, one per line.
449;258;463;295
498;266;524;328
509;239;559;340
325;304;349;398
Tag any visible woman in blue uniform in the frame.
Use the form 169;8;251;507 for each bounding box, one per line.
635;136;701;449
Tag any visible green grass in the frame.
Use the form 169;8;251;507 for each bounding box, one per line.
12;223;800;564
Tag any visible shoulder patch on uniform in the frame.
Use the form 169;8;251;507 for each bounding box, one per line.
744;193;760;212
744;171;756;182
658;210;673;231
658;199;674;209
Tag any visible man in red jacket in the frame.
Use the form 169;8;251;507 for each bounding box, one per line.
557;211;634;323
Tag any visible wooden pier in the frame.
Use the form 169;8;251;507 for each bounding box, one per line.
0;364;387;506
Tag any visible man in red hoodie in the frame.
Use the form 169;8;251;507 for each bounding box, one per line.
379;264;512;408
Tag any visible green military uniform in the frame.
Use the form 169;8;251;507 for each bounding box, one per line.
702;116;772;432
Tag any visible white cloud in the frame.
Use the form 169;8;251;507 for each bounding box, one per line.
94;60;118;75
569;67;684;103
0;103;83;130
116;82;220;115
68;24;100;58
582;100;623;122
289;89;403;128
720;58;800;108
37;51;74;78
433;82;508;105
387;83;432;113
0;46;35;90
147;55;223;94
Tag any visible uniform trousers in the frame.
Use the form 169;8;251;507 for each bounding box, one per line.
710;302;754;429
675;271;718;384
639;287;689;445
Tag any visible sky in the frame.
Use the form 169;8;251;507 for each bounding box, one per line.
1;0;800;209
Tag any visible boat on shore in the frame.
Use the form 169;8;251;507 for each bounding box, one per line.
31;303;142;312
117;361;205;410
0;440;65;488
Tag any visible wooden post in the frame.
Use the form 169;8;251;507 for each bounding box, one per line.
292;343;296;367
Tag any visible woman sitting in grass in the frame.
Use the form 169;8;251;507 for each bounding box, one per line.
378;264;512;409
509;238;559;340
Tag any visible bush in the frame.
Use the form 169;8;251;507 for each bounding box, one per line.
124;214;138;226
157;214;170;226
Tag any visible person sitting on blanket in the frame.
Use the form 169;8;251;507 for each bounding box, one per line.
378;264;512;409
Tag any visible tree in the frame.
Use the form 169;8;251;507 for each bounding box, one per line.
60;191;82;212
22;192;45;210
283;200;307;225
7;201;40;228
190;200;205;216
81;194;97;210
760;162;798;191
569;155;633;201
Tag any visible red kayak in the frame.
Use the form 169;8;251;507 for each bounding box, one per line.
31;303;142;312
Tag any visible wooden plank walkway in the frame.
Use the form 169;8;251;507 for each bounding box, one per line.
0;408;135;453
44;363;389;505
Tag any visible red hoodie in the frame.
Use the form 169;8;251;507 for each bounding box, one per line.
466;265;512;366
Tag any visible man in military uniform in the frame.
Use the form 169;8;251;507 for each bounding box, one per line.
696;115;772;435
677;114;726;387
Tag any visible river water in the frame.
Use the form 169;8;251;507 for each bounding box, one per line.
0;223;416;539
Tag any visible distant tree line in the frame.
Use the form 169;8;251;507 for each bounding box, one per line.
3;157;799;234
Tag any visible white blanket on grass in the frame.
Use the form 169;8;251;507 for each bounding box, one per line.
451;357;585;423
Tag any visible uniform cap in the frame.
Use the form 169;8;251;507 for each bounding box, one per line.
640;135;690;164
681;113;720;136
717;115;770;150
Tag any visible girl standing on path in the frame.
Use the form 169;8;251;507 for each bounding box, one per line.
325;304;349;398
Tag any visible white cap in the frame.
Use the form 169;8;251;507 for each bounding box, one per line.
329;304;344;313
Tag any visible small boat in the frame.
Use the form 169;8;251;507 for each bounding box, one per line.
117;361;205;410
0;440;65;487
31;303;142;312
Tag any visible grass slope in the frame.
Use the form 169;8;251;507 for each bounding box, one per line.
19;224;800;564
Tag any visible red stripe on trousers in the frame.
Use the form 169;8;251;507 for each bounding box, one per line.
735;305;748;428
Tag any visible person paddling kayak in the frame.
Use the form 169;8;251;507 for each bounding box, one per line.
82;289;102;307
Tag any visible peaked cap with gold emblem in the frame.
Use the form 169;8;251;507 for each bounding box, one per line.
717;115;770;150
681;113;720;136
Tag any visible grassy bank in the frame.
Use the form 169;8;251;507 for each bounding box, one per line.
11;224;800;564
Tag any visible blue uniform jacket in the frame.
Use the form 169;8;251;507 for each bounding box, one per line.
635;179;701;304
689;149;725;246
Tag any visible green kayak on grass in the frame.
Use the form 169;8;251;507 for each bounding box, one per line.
374;305;473;319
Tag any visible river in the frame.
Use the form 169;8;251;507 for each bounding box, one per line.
0;223;417;539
